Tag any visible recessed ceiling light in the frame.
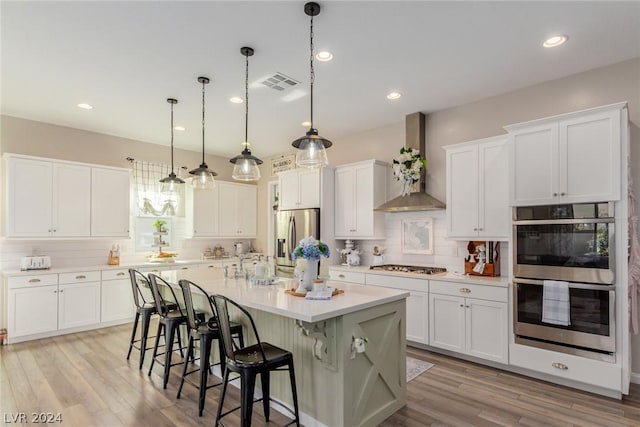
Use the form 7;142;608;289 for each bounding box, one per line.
174;126;185;131
316;51;334;61
386;92;402;100
301;121;312;127
77;103;93;110
230;96;244;104
543;35;568;48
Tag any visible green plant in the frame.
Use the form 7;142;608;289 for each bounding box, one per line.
153;220;166;229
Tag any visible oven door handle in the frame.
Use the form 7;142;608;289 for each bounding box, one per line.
513;278;615;291
513;218;614;225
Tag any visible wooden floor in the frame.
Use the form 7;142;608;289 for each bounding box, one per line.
1;324;639;427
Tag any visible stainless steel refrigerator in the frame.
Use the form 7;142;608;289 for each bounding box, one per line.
275;208;320;277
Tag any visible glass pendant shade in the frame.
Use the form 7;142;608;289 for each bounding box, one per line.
189;164;216;190
160;98;185;196
190;76;217;190
231;146;262;181
293;129;329;168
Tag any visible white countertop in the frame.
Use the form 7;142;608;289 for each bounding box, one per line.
328;264;509;287
1;257;244;278
163;268;409;323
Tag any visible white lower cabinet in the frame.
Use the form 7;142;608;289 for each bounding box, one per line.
365;273;429;345
58;271;101;330
9;281;59;338
429;280;508;364
101;269;134;323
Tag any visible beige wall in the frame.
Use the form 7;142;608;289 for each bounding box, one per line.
0;116;239;181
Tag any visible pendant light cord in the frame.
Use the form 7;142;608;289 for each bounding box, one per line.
201;80;206;164
244;52;249;148
309;13;315;128
170;102;175;173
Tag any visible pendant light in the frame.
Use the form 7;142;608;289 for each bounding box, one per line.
160;98;185;194
189;76;217;190
291;2;332;169
230;46;263;181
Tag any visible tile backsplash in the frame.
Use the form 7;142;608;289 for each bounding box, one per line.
0;217;254;271
337;210;508;276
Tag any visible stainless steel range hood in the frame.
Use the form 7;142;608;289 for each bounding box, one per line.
375;112;446;212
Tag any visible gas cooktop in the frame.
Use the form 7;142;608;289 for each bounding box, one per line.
369;264;447;275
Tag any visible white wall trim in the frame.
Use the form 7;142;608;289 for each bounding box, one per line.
631;372;640;384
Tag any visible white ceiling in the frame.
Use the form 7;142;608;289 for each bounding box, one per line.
2;1;639;159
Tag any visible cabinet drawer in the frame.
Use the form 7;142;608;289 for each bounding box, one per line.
366;273;428;292
59;271;101;284
430;280;507;303
509;343;621;390
8;274;58;288
328;269;365;284
101;269;130;281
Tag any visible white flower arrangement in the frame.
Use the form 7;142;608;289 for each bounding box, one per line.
392;147;427;196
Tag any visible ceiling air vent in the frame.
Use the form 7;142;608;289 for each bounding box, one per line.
261;72;299;91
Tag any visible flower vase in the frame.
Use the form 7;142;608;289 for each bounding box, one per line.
298;260;319;293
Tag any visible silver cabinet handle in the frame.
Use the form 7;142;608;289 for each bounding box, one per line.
459;304;464;307
59;290;64;293
560;192;566;196
338;274;345;278
181;267;188;270
29;278;41;283
465;305;470;308
478;228;483;231
117;272;125;276
54;290;57;293
552;362;568;370
553;192;558;196
75;275;86;279
473;228;478;231
460;288;471;294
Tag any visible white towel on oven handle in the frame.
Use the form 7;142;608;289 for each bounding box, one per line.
542;280;571;326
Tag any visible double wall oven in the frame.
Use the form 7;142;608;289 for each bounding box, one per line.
513;202;615;361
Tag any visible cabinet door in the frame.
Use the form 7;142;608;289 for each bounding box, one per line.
218;183;239;236
429;293;465;353
353;164;374;237
91;168;131;236
58;282;101;329
297;169;320;208
52;163;91;236
560;109;621;203
465;299;508;364
406;291;429;344
279;171;300;210
510;123;559;206
446;144;479;238
8;285;58;337
478;138;509;238
236;184;257;237
7;157;53;237
187;186;220;237
334;167;355;237
101;279;135;323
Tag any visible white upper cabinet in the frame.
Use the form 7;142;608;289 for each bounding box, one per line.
185;186;220;237
334;160;388;239
278;169;320;210
5;154;130;238
91;167;130;237
506;103;624;206
218;181;257;237
445;136;509;240
7;157;91;237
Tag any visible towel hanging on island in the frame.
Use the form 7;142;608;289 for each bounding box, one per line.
542;280;571;326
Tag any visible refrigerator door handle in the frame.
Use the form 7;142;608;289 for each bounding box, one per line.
288;215;296;257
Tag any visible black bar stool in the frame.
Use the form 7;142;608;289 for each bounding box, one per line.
126;269;161;369
147;273;190;389
211;294;300;427
176;279;245;416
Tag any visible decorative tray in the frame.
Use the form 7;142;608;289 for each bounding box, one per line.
285;288;344;298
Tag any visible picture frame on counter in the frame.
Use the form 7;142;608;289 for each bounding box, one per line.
401;218;434;254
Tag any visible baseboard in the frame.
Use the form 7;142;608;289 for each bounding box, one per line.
631;372;640;384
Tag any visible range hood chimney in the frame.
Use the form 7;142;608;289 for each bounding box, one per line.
375;112;446;212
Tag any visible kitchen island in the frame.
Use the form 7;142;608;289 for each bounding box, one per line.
164;268;409;427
